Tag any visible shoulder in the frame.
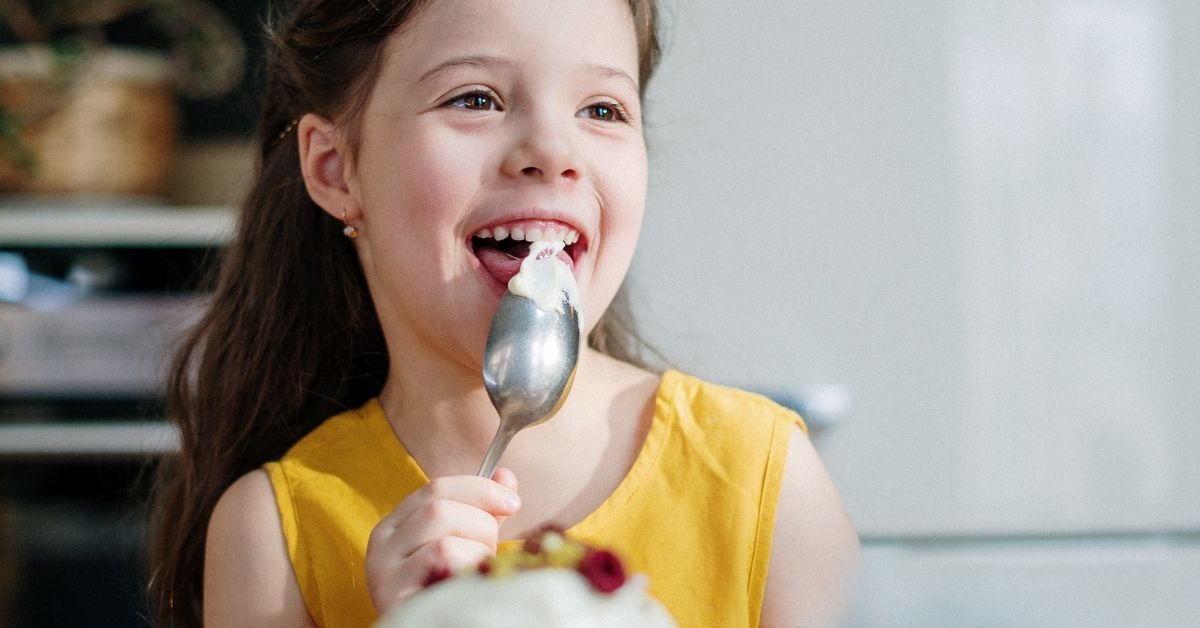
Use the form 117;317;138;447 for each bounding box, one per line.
760;426;861;627
658;369;805;434
282;400;380;463
205;471;316;627
269;399;394;494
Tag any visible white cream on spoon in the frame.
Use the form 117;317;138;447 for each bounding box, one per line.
506;240;583;330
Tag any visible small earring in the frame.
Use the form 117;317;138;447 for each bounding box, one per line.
342;211;359;239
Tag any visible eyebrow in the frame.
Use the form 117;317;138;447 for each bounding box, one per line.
418;54;513;85
584;63;639;92
418;55;639;92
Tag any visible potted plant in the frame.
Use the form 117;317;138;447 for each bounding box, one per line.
0;0;244;197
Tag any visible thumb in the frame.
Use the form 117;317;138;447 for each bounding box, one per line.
491;466;520;528
491;466;519;493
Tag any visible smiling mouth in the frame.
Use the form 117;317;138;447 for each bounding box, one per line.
470;220;584;287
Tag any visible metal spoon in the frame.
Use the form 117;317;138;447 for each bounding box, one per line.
477;289;581;478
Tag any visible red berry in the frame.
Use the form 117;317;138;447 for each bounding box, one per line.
576;549;626;594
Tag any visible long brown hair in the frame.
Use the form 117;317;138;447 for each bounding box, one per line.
148;1;661;625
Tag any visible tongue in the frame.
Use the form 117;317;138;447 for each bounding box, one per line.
476;244;574;287
476;247;525;286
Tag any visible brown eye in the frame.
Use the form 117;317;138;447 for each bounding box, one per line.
581;102;625;123
448;91;499;111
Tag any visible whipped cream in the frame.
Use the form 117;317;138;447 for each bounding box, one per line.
376;570;677;628
507;240;583;328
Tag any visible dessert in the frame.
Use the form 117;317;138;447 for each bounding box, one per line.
506;240;584;329
375;529;676;627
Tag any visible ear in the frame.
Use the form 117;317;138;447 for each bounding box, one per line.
297;113;359;221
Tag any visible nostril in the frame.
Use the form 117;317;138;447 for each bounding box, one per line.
517;166;577;180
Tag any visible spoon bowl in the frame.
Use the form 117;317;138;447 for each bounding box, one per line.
477;290;581;478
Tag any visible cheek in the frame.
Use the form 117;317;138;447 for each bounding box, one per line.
605;149;648;251
586;151;647;321
411;133;483;196
360;137;482;251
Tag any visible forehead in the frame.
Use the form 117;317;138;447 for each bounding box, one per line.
385;0;640;85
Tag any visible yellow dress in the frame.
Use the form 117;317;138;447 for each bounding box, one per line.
265;369;806;627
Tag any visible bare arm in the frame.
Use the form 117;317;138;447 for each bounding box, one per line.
760;425;862;628
204;470;316;627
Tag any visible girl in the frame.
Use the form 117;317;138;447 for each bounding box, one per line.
149;0;860;626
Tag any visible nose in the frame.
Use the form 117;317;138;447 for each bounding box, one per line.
501;113;580;183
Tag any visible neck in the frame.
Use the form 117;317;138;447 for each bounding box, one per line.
378;347;494;473
378;342;616;478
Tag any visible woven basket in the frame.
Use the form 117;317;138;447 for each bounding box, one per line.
0;47;178;197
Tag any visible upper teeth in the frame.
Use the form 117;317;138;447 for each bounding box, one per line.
475;225;580;245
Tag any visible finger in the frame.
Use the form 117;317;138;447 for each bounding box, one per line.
491;466;519;494
366;501;498;597
400;537;494;594
377;474;520;533
491;467;520;528
384;536;495;608
390;497;504;557
416;535;495;574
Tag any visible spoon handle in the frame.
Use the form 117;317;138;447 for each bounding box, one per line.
477;425;517;478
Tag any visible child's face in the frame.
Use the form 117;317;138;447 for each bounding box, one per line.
346;0;647;367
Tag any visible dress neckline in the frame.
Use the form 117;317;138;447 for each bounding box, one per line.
361;369;682;547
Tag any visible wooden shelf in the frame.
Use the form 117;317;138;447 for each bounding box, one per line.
0;202;234;247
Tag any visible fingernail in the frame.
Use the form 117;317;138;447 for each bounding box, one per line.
504;493;520;510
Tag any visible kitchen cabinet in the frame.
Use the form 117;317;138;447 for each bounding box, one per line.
0;203;232;455
0;202;232;626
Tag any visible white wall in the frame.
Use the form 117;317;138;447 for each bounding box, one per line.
635;1;1199;624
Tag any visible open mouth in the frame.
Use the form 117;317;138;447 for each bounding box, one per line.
470;220;585;287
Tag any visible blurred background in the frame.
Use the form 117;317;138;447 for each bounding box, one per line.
0;0;1196;626
0;1;253;626
638;1;1199;626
